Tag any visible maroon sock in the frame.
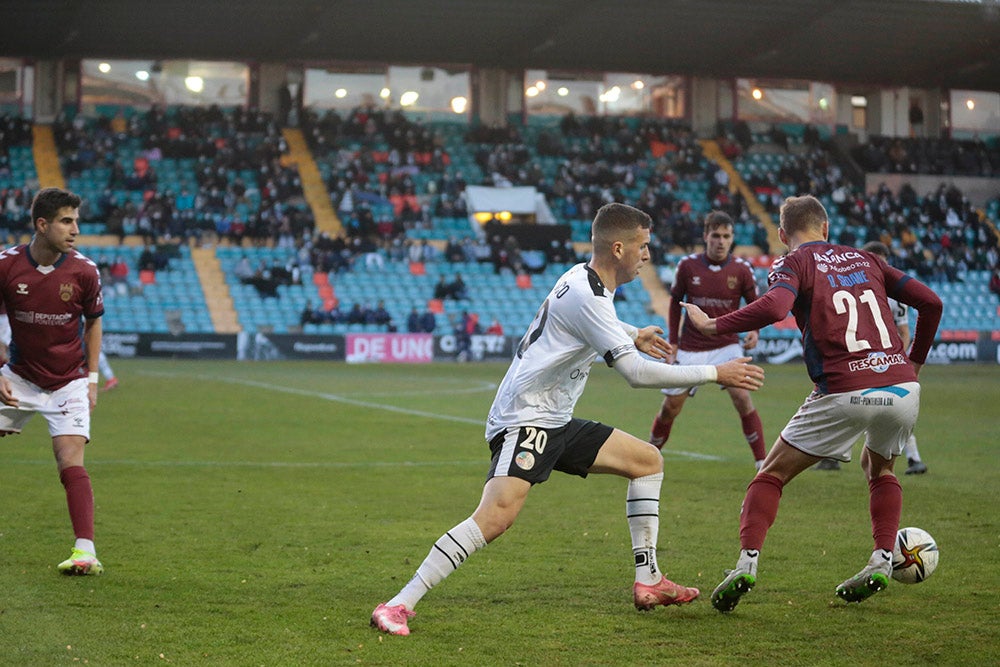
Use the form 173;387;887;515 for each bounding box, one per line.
740;410;767;461
868;474;902;552
739;473;784;550
650;417;673;443
59;466;95;541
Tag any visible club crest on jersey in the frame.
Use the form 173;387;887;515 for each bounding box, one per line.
59;283;74;301
515;451;535;470
16;283;28;295
727;276;738;289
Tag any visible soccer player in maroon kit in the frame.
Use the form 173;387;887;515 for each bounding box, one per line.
648;211;767;468
0;187;106;575
682;195;942;611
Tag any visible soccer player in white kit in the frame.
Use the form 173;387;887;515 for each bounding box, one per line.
371;203;766;636
862;241;927;474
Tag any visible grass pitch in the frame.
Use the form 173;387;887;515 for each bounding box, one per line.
0;359;997;665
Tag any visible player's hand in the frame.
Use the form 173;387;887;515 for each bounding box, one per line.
634;326;674;361
0;376;18;407
88;383;98;411
680;302;716;334
742;330;759;351
715;357;765;391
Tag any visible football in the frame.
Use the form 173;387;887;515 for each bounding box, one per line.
891;527;939;584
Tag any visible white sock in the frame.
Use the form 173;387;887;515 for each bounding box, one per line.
387;517;486;610
903;435;921;462
98;353;115;380
75;538;96;556
627;473;662;585
869;548;893;574
737;549;759;577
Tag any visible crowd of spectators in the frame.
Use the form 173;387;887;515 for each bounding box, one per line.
7;105;1000;330
0;114;36;240
853;136;1000;177
53;105;314;247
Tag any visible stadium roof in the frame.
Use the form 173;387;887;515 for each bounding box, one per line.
1;0;998;92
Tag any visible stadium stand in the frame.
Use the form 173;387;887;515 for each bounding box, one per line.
4;104;1000;338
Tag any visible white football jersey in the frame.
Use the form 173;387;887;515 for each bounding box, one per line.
888;296;908;326
486;263;636;440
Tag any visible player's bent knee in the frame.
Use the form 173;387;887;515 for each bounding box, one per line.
634;445;664;477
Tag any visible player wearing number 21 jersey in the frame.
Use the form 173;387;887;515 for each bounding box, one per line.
725;238;936;394
681;195;942;612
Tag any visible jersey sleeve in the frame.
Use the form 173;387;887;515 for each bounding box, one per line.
79;256;105;319
742;261;759;305
565;284;635;367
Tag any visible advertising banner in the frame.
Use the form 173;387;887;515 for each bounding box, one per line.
346;333;434;363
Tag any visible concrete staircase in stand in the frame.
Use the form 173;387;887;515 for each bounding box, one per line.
31;124;66;189
281;128;343;237
191;247;240;333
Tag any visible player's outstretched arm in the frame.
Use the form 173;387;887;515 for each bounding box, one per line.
714;357;765;391
680;302;717;334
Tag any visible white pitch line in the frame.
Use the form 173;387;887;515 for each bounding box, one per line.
136;369;725;462
140;369;486;426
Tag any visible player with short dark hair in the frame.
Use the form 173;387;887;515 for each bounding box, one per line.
371;203;766;635
648;210;766;468
682;195;942;611
0;187;106;575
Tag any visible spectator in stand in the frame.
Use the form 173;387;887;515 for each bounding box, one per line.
346;302;368;325
137;245;157;272
990;263;1000;299
433;275;450;300
234;255;254;282
419;306;437;333
449;272;468;300
406;306;423;333
300;300;326;327
108;256;130;295
369;300;393;328
486;317;504;336
444;237;465;263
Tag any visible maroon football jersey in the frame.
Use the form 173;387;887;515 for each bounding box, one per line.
762;242;916;393
0;244;104;390
670;253;757;351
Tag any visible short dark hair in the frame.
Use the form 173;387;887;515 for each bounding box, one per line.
591;203;651;249
861;241;890;258
31;188;82;228
779;195;827;236
704;210;734;233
